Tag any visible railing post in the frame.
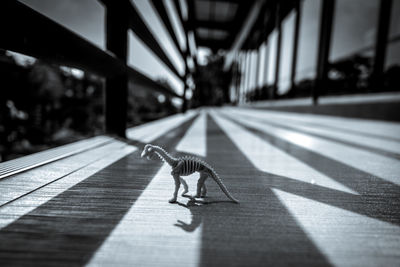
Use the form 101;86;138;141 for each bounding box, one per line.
371;0;392;89
273;2;282;99
255;47;261;99
314;0;335;105
238;53;244;104
245;51;251;102
290;0;301;93
105;1;128;137
182;67;188;113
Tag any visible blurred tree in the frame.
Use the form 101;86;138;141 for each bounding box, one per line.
192;55;233;107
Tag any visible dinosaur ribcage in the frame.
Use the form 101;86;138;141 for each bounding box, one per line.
181;158;201;176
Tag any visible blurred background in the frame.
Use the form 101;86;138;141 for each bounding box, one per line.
0;0;399;162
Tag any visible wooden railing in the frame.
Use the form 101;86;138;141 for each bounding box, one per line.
0;0;190;137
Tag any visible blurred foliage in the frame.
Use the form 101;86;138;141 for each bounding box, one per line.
127;78;178;127
191;55;233;107
0;51;177;162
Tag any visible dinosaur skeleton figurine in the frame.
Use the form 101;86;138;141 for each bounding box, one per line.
141;144;239;203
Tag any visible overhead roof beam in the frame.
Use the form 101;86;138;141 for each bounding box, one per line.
223;0;265;71
197;38;231;50
194;20;233;31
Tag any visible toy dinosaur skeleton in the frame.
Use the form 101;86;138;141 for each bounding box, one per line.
141;144;239;203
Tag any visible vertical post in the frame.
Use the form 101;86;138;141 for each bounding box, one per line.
372;0;392;88
315;0;335;105
182;12;192;112
239;53;245;103
246;52;251;93
105;1;128;137
235;53;241;104
274;3;282;99
231;52;238;105
182;28;191;112
245;51;251;102
255;46;261;99
290;0;301;92
264;41;269;90
182;59;188;113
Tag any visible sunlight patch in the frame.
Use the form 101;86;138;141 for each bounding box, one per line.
176;111;207;157
272;188;400;267
211;112;357;195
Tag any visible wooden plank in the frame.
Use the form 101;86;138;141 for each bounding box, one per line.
126;110;197;142
0;141;128;207
229;108;400;156
0;108;399;266
0;111;198;228
0;136;113;180
230;106;400;140
0;143;136;229
88;112;208;266
0;116;198;266
211;112;356;194
221;109;400;186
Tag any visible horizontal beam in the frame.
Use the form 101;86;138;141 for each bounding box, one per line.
149;0;185;61
196;38;231;50
0;1;180;98
223;0;264;70
100;0;184;81
172;0;197;71
194;20;233;31
128;68;180;98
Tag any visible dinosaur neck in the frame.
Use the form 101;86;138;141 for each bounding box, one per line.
153;146;178;167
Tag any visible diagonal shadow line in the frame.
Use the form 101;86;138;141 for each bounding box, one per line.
180;114;333;267
238;107;400;143
221;113;400;226
222;112;400;194
0;115;198;267
115;137;206;161
233;112;400;160
278;117;400;143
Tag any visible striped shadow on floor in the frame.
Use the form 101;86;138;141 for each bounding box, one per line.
0;113;199;266
0;108;399;267
224;109;400;160
216;111;400;224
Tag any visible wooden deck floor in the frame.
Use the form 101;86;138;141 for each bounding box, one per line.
0;108;399;266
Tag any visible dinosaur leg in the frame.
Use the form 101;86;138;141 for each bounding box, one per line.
180;177;189;196
195;172;207;198
201;183;207;198
169;175;181;203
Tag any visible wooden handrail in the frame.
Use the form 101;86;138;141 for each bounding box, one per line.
0;0;180;98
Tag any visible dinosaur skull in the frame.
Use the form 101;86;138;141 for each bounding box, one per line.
141;144;154;160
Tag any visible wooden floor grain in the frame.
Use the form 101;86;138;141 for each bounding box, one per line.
0;108;399;267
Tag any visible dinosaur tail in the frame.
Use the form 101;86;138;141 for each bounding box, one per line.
208;168;239;203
